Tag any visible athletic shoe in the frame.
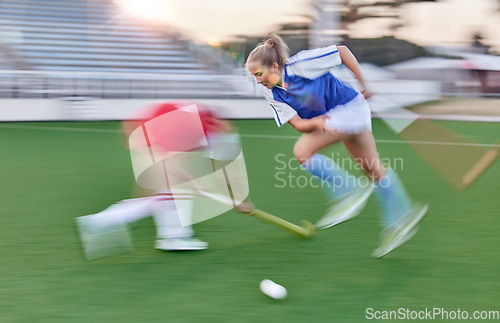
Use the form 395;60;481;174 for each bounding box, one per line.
155;238;208;251
315;185;374;230
371;203;429;258
75;215;133;261
76;215;95;245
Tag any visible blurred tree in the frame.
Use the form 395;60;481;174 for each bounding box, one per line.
336;0;434;65
342;35;427;66
220;22;310;66
340;0;437;34
221;0;438;66
221;27;427;67
471;31;491;53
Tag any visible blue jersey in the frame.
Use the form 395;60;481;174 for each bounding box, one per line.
261;45;359;127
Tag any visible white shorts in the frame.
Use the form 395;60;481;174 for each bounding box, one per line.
324;94;372;134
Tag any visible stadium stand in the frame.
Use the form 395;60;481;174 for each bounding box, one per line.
0;0;251;98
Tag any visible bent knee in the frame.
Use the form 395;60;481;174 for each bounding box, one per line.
293;142;314;164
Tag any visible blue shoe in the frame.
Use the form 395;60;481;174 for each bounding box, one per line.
372;203;428;258
316;185;374;229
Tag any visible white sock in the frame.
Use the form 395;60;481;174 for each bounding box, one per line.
152;189;194;239
87;197;156;230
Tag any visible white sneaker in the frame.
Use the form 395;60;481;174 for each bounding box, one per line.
372;203;428;258
316;185;374;230
75;215;133;261
155;238;208;251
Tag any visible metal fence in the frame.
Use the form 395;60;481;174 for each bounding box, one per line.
1;69;498;101
0;69;256;99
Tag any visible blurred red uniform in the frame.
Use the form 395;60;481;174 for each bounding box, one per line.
125;100;228;154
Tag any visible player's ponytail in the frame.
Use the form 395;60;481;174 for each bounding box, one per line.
247;32;289;68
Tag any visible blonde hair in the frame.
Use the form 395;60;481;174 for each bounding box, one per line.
247;33;289;68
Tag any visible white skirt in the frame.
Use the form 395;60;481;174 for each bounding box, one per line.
324;94;372;134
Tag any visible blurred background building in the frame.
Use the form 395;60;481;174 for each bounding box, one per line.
308;0;342;48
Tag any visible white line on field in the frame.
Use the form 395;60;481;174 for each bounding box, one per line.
1;123;499;148
239;134;500;148
374;139;500;148
239;134;298;140
0;123;120;133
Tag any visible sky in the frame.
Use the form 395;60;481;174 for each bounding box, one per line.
116;0;500;52
116;0;312;44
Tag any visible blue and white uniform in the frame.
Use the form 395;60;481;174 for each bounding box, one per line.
261;45;372;134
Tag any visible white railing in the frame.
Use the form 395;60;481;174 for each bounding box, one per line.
0;69;498;100
0;69;257;98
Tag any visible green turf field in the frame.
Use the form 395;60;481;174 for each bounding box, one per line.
0;119;499;322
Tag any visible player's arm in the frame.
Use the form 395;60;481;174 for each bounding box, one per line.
288;115;327;133
337;45;373;99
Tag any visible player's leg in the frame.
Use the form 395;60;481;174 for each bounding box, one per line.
342;129;428;257
343;130;410;226
312;94;378;228
75;197;156;260
294;130;356;198
152;189;208;251
77;197;157;233
342;130;385;180
294;130;373;229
